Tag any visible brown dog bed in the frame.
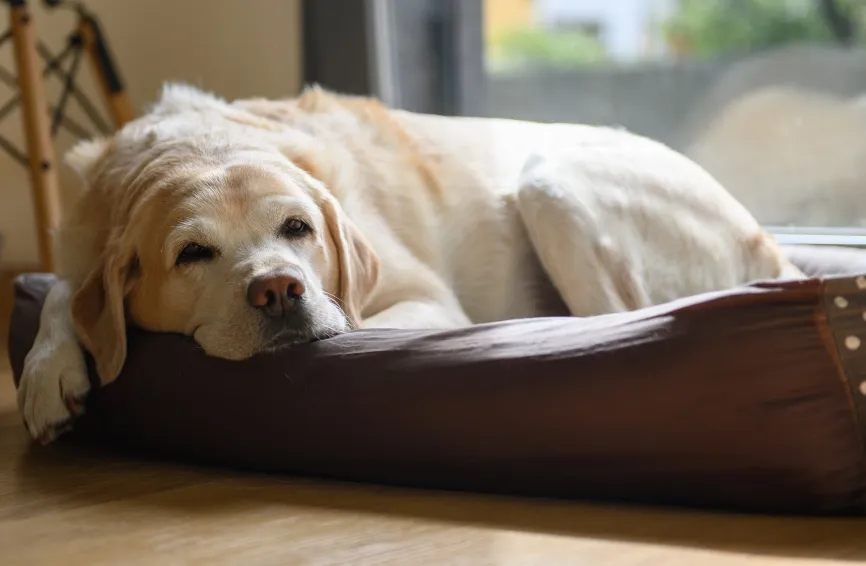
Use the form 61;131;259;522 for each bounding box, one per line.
7;245;866;515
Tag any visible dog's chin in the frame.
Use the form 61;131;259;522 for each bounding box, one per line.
193;305;350;359
260;324;345;353
193;326;330;361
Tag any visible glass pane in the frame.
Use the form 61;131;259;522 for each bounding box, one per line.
483;0;866;229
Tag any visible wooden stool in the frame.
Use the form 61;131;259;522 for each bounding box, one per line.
5;0;132;272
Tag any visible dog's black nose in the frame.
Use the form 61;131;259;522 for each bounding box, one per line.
246;269;306;318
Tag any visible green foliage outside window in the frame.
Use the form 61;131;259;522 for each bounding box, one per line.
663;0;865;58
487;0;866;72
488;27;607;72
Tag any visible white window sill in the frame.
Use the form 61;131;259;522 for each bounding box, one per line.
767;227;866;248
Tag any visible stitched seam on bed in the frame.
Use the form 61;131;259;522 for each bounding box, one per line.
817;277;866;491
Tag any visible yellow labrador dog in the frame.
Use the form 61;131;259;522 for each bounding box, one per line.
18;84;802;442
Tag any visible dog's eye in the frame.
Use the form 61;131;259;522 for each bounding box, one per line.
282;218;310;237
176;242;214;266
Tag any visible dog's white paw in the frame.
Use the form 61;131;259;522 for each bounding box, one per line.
17;338;90;444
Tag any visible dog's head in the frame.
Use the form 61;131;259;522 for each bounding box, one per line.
66;85;379;383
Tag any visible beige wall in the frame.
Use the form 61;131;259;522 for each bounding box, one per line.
0;0;302;266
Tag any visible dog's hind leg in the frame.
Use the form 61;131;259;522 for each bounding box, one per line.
514;143;795;317
514;153;644;317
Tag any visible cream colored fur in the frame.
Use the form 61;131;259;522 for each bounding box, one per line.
18;84;800;442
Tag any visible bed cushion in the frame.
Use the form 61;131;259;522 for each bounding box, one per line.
7;245;866;515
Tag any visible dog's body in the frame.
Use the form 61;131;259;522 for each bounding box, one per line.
18;85;800;442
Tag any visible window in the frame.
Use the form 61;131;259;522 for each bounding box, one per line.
306;0;866;246
484;0;866;245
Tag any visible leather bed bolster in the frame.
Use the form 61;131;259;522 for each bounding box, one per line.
8;270;866;515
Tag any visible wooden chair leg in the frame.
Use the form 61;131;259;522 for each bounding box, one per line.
78;14;134;129
9;0;61;273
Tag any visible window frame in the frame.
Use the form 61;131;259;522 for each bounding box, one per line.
302;0;485;115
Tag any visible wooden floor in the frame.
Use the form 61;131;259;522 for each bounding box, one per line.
1;350;866;565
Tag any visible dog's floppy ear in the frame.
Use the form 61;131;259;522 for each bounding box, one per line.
319;194;380;327
70;234;138;384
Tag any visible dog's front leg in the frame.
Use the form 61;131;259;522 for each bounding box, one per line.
17;280;91;443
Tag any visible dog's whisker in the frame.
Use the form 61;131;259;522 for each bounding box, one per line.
323;292;348;311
